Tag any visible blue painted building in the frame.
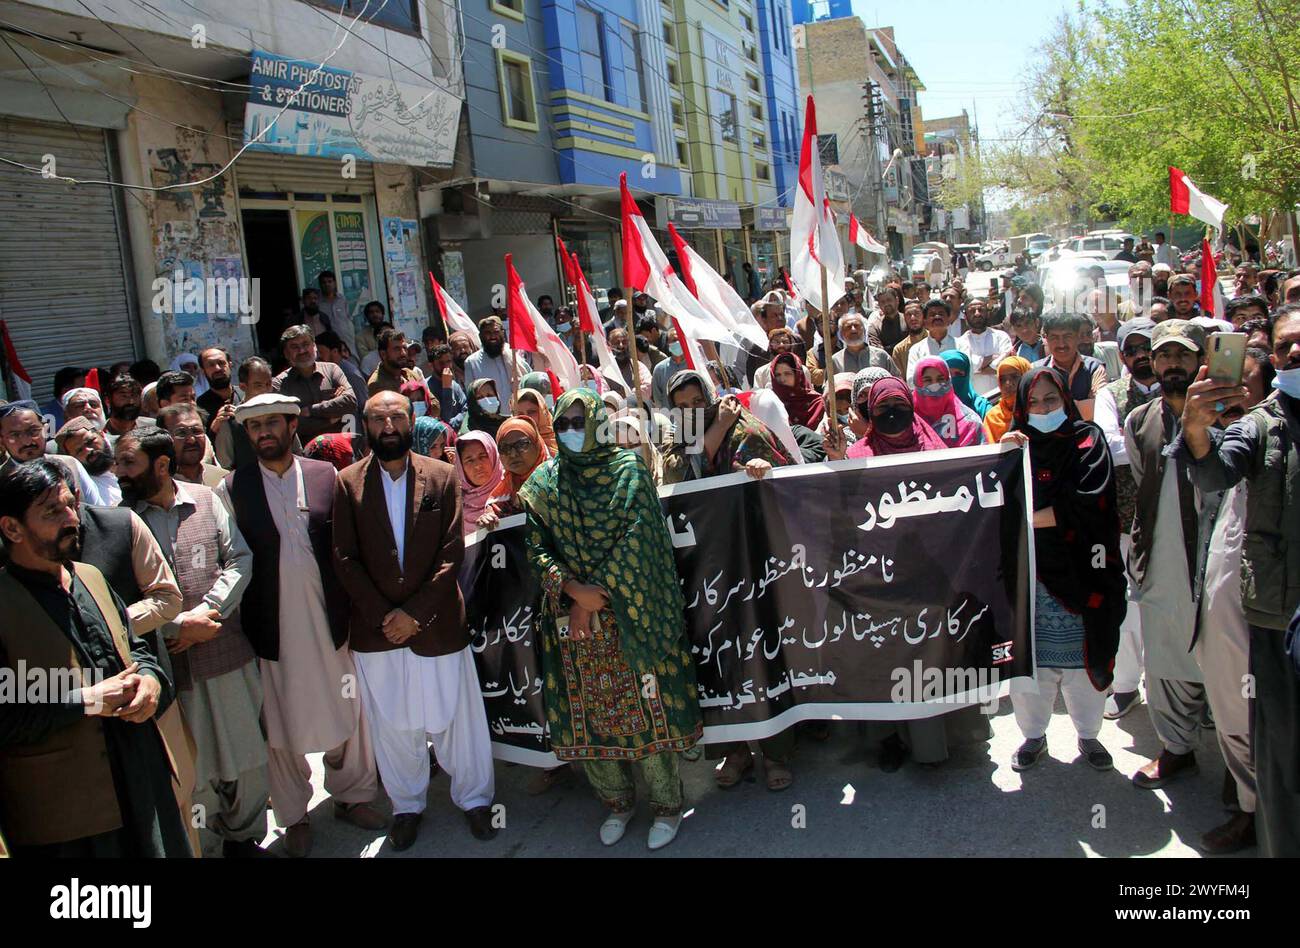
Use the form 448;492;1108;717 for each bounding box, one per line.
792;0;854;25
755;0;801;211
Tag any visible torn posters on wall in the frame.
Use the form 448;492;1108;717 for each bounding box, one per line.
460;444;1034;763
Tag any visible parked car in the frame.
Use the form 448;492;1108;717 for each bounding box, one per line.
1058;233;1137;261
974;241;1009;270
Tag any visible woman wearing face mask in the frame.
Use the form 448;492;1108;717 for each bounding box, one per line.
911;357;986;449
663;369;792;486
519;388;702;850
518;371;555;411
770;352;826;431
828;377;945;460
816;373;859;440
941;349;992;420
462;378;508;438
511;388;559;455
981;356;1031;444
399;378;439;421
1000;367;1126;773
453;431;507;537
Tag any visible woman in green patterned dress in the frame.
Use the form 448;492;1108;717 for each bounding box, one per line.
518;387;702;850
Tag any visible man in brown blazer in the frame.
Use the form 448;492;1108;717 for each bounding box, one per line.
333;391;497;852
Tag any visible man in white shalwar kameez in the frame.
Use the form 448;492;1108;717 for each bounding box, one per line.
218;393;386;858
333;391;496;851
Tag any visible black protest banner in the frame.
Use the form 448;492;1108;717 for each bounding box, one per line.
460;444;1034;757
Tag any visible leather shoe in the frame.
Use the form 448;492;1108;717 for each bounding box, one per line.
1078;738;1113;771
284;820;312;859
1012;736;1047;772
465;805;498;841
387;812;422;852
223;838;273;859
333;800;390;831
1132;750;1198;789
1199;812;1255;855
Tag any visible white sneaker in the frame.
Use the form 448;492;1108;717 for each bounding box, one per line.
598;810;634;846
646;813;682;851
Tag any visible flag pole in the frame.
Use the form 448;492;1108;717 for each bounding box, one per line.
819;265;839;438
622;289;656;472
509;346;519;403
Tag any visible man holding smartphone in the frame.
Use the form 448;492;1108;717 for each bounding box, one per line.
1124;321;1212;793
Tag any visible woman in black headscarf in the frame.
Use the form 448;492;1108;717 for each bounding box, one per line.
1000;365;1126;774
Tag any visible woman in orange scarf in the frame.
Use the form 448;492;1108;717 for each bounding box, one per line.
512;388;559;455
495;415;551;514
982;356;1031;444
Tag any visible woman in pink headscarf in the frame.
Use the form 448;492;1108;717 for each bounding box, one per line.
843;377;946;459
911;356;986;449
453;430;508;536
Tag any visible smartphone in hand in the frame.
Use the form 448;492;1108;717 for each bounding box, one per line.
1206;332;1247;385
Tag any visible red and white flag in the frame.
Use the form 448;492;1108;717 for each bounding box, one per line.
505;254;581;391
849;213;888;255
570;252;625;391
668;224;768;351
1170;167;1228;233
1200;238;1226;319
0;320;32;401
791;96;845;313
428;272;477;337
619;172;731;344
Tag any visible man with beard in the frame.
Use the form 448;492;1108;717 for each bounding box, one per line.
447;330;477;389
368;327;425;397
1185;348;1274;854
114;427;267;858
215;393;384;857
62;387;107;432
1124;321;1211;792
196;347;243;439
905;299;961;380
957;298;1013;396
104;374;144;444
54;417;120;505
1095;319;1162;721
158;404;227;488
354;300;389;367
0;401;110;505
272;325;357;445
608;326;653;403
1174;303;1300;856
891;300;928;375
0;459;191;857
463;316;513;407
331;391;497;851
426;344;468;430
299;286;328;340
1167;274;1202;320
866;286;907;352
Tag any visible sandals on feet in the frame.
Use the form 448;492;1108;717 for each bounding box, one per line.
764;759;794;792
715;751;755;789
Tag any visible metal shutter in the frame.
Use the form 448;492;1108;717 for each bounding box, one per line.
0;117;136;403
232;151;376;195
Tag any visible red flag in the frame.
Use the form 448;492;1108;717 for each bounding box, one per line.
0;320;33;401
505;254;538;353
1200;238;1222;317
571;253;597;334
667;224;699;297
85;367;101;393
556;234;576;287
1171;166;1228;232
546;368;564;398
671;316;696;371
619;172;652;291
1169;166;1189;216
429;271;477;336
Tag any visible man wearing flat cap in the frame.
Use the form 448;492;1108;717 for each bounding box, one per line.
215;393;385;858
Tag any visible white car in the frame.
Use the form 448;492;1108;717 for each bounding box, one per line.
1039;258;1133;314
1058;233;1136;261
974;243;1009;270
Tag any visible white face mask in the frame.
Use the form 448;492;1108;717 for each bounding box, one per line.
413;402;428;418
477;396;500;414
557;429;586;453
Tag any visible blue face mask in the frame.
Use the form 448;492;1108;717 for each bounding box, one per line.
556;322;572;334
1028;407;1068;433
544;394;555;411
558;429;586;453
582;381;600;392
412;402;427;418
477;396;500;414
669;342;684;358
1273;366;1300;399
920;381;952;399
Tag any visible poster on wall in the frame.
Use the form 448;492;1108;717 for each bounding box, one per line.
441;250;468;315
243;50;462;168
333;211;371;335
296;210;334;293
381;216;426;334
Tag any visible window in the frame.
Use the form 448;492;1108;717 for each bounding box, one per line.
676;141;689;166
747;73;760;94
616;19;646;113
776;4;786;53
496;50;538;130
305;0;420;33
749;101;764;121
753;132;767;151
667;61;679;86
720;94;739;142
671;101;684;127
756;162;771;181
576;4;609;102
741;12;753;31
663;20;675;48
489;0;525;23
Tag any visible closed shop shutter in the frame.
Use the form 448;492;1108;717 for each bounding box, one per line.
232;148;376;196
0;117;136;403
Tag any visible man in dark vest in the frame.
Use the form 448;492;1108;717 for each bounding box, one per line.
216;393;384;858
0;459;191;857
117;427;269;858
1175;302;1300;857
1125;321;1211;792
1093;317;1161;721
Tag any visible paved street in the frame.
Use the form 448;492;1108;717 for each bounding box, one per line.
260;687;1246;858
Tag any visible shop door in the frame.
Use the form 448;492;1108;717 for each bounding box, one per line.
241;208;298;353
